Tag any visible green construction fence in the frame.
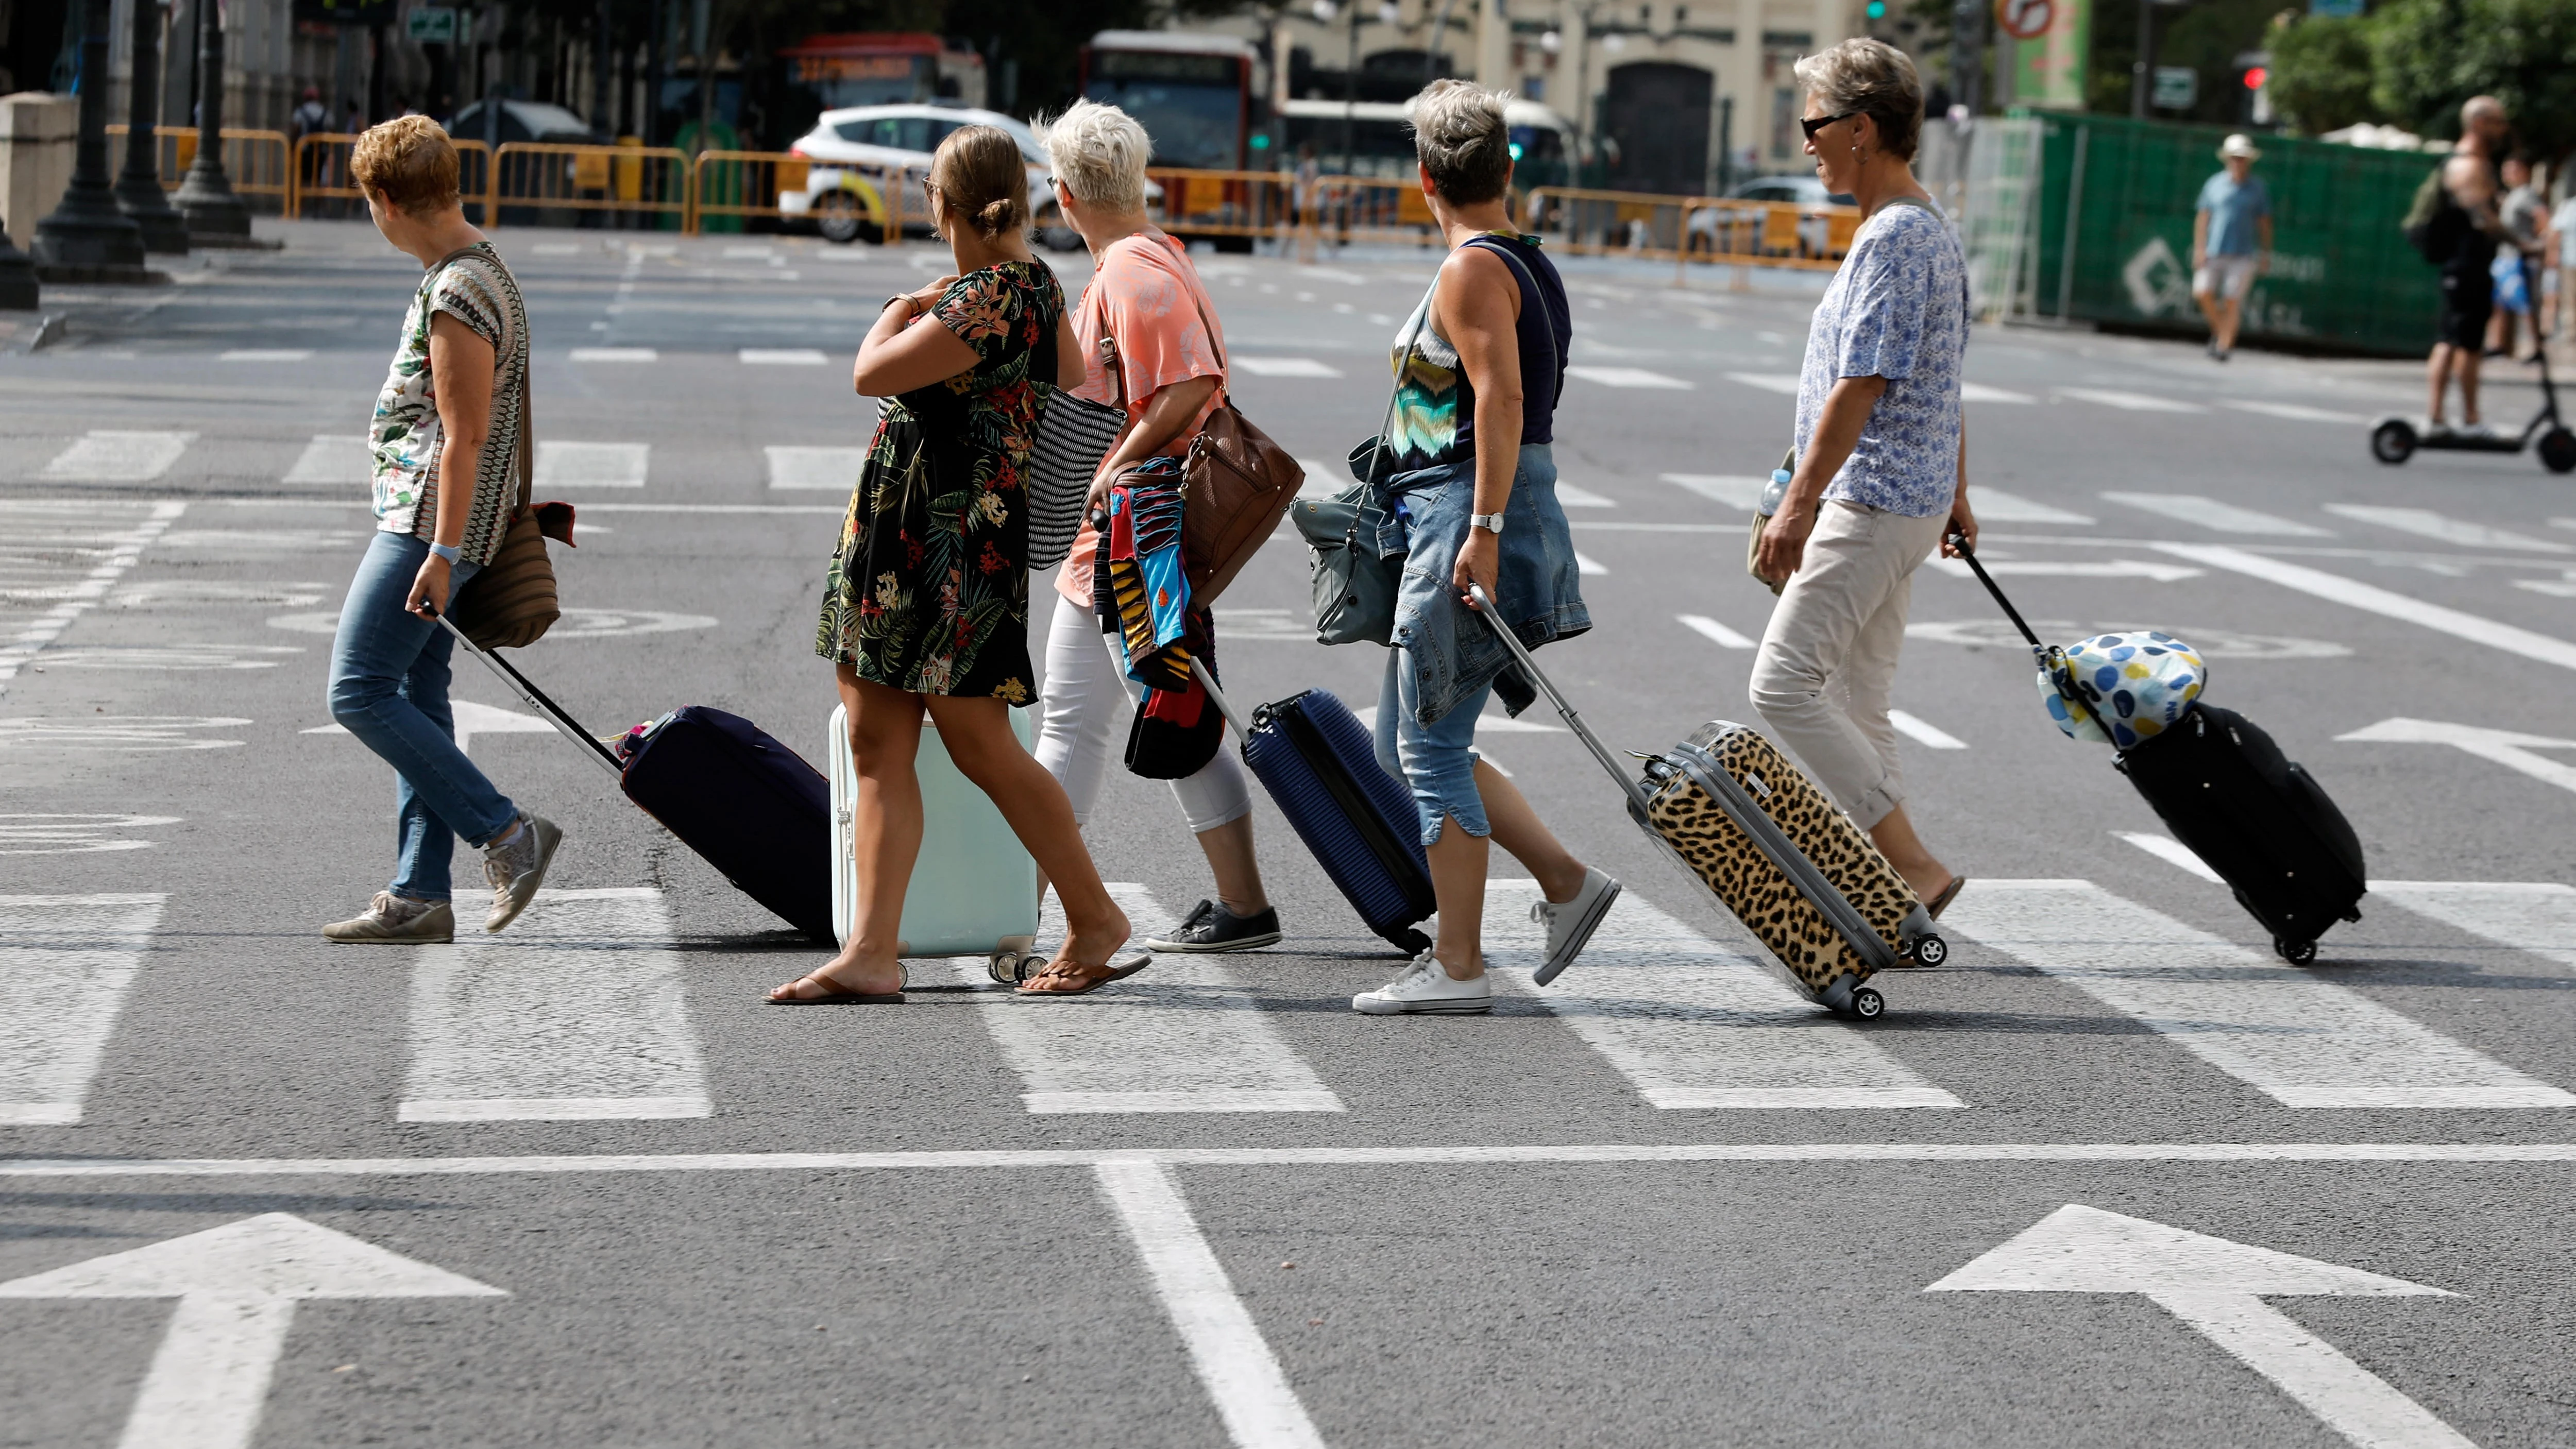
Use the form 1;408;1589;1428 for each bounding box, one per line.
2022;112;2444;356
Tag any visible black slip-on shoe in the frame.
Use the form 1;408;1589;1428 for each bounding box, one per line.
1144;899;1283;953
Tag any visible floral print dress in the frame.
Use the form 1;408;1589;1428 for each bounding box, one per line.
816;260;1064;701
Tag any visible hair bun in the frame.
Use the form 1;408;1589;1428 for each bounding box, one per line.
976;197;1015;233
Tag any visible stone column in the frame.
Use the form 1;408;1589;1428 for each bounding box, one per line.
33;0;149;270
116;0;191;251
174;0;249;236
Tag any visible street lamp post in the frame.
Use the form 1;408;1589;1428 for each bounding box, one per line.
0;220;39;310
33;0;150;270
115;0;192;252
174;0;251;237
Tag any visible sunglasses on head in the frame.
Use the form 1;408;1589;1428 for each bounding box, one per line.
1801;111;1860;142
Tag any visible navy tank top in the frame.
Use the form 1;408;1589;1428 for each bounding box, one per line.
1384;232;1573;471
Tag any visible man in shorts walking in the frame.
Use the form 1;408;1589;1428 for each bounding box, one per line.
2191;134;2272;361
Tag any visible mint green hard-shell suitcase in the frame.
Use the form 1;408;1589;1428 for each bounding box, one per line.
828;704;1041;983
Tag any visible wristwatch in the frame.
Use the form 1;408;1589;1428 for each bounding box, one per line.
1469;512;1506;536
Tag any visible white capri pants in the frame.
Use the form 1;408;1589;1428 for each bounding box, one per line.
1031;589;1253;833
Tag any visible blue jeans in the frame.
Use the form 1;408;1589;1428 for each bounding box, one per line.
1374;645;1492;846
329;530;517;901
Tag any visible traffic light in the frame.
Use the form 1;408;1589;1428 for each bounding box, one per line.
1867;1;1887;15
2242;66;2268;90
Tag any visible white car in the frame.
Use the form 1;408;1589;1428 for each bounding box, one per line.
782;104;1057;245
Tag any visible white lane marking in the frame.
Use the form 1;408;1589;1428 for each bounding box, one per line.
1724;372;1801;396
281;434;367;485
399;888;712;1121
1929;1203;2473;1449
0;894;166;1124
1663;472;1768;508
2101;493;2334;536
1293;458;1351;497
2172;549;2576;673
1941;879;2576;1107
1574;550;1608;575
219;349;313;362
568;347;658;362
534;441;650;488
1971;489;2095;524
1960;382;2037;404
1095;1161;1328;1449
2321;504;2573;554
1233;356;1342;378
767;445;868;490
0;814;181;854
273;607;714;641
2516;576;2576;598
1907;619;2351;659
531;242;580;255
1296;265;1368;284
2336;717;2576;795
18;1141;2576;1179
2059;387;2206;414
1483;880;1963;1110
2115;831;2226;883
1571;365;1693;389
36;644;302;670
1925;557;2204;582
1353;706;1562;734
0;500;187;693
1887;710;1966;749
1552;482;1616;507
2375;881;2576;971
740;348;828;365
40;431;196;481
2223;399;2373;424
0;718;246;752
1676;613;1756;649
0;1213;504;1449
974;886;1342;1114
572;503;843;514
301;698;555;753
722;245;776;259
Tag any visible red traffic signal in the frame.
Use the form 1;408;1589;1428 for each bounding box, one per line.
2242;66;2268;89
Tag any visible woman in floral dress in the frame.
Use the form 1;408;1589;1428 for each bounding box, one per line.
773;125;1147;1003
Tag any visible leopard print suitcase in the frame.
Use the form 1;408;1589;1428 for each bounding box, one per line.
1641;721;1940;1013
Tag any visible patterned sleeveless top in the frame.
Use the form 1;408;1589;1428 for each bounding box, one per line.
1382;232;1570;474
369;243;529;567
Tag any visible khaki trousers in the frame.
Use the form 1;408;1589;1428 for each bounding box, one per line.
1749;500;1947;829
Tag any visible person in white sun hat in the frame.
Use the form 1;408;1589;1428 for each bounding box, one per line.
2192;133;2273;362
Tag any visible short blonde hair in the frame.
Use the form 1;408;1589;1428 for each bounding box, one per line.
1040;99;1150;213
1409;79;1514;204
1792;39;1924;162
351;115;460;214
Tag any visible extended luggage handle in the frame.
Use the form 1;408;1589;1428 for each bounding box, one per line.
1945;532;2044;651
429;608;625;779
1947;532;2124;746
1464;583;1656;817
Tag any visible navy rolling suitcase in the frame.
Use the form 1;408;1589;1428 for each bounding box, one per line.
1192;661;1434;953
435;615;837;941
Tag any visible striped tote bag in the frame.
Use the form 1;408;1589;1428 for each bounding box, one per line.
1026;383;1124;572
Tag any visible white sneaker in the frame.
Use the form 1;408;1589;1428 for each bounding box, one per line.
1352;951;1492;1015
1529;867;1621;985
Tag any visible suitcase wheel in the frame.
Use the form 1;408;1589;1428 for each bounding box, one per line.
987;934;1042;985
1907;933;1947;968
1849;986;1885;1020
2273;936;2318;967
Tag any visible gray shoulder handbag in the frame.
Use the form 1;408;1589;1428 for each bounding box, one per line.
1294;272;1439;646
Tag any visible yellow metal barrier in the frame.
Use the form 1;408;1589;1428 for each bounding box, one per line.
1144;167;1297;245
1307;174;1445;249
1522;186;1859;279
695;151;899;243
489;142;691;229
291;134;492;221
107;126;292;211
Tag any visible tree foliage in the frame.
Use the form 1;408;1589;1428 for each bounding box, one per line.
2266;0;2576;157
2265;12;2376;134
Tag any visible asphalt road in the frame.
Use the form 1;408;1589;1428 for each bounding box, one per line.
4;218;2574;1449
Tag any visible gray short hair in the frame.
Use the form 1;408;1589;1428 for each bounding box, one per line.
1039;99;1150;213
1408;79;1514;205
1792;39;1924;163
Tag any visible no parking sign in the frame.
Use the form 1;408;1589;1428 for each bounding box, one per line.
1996;0;2054;40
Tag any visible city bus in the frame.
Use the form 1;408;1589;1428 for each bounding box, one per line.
1278;97;1577;191
780;32;987;112
1077;31;1258;172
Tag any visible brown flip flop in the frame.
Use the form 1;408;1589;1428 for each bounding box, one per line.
1926;876;1968;920
766;970;905;1005
1015;953;1152;997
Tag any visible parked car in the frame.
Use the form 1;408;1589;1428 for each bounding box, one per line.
782;104;1051;245
1686;174;1858;259
444;99;594;147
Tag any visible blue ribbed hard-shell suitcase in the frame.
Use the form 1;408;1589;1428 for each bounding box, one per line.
1195;663;1433;953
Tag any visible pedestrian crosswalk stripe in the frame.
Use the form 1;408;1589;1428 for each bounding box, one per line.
2165;548;2576;674
1482;880;1964;1110
533;441;650;488
1574;551;1608;575
1233;356;1342;378
1572;365;1692;390
767;446;867;490
1677;614;1756;649
2060;388;2206;414
0;893;166;1125
740;348;828;365
2223;399;2371;425
1939;879;2576;1109
400;888;711;1121
2320;505;2573;555
1960;382;2037;404
1663;473;1768;508
1553;482;1615;507
2115;831;2225;883
283;435;368;485
1294;458;1351;497
972;885;1343;1114
41;431;196;482
569;348;658;362
1970;489;2094;524
2374;881;2576;972
1724;372;1800;396
1927;557;2204;582
1888;710;1965;749
220;349;313;362
2100;493;2334;537
0;501;189;690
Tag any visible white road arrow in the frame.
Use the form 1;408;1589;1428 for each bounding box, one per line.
0;1212;503;1449
2336;716;2576;797
1927;1204;2472;1448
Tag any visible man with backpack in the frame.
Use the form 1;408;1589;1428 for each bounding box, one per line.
2408;96;2511;436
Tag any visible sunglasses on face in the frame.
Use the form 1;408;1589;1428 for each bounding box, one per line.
1801;111;1860;142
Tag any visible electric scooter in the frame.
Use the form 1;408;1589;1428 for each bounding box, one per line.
2370;346;2576;473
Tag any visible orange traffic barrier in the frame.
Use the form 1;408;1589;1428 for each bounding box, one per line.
694;151;900;243
291;134;491;220
488;142;690;229
1520;185;1858;282
107;126;292;211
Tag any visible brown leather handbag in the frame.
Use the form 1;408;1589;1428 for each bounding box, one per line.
1171;280;1303;604
447;392;575;650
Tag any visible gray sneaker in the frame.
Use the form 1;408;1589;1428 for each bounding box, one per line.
481;811;563;933
1530;867;1621;986
323;892;455;944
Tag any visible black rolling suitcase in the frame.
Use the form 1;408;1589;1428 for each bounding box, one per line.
435;615;837;941
1191;660;1435;953
1952;539;2365;962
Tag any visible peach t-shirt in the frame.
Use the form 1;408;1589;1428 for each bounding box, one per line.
1052;231;1227;605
